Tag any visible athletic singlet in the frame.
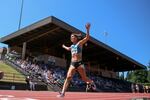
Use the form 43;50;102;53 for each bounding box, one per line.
71;44;82;56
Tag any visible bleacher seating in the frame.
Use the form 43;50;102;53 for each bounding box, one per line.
4;52;138;92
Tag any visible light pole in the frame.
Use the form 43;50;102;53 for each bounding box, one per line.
18;0;24;30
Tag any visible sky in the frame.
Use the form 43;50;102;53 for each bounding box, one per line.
0;0;150;66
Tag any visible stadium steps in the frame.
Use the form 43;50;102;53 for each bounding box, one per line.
4;59;61;92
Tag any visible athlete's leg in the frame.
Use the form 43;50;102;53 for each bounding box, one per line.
77;65;96;91
58;65;76;97
77;65;92;83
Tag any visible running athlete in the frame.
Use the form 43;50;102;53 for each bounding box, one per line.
57;23;96;97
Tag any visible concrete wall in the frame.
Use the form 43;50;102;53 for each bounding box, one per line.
87;66;117;78
36;54;67;67
0;81;47;90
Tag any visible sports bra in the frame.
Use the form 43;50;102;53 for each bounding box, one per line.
71;44;82;56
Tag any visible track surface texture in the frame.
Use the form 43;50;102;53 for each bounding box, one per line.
0;90;149;100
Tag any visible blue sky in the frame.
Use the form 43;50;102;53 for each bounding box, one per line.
0;0;150;66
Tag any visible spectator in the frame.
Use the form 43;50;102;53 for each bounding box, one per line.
5;53;138;93
145;85;149;93
25;76;30;90
29;76;36;91
135;84;139;93
131;83;135;93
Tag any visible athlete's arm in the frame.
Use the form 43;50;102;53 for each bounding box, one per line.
62;44;71;51
78;23;90;46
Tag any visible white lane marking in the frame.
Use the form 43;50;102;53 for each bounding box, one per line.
0;98;39;100
0;95;14;98
0;95;38;100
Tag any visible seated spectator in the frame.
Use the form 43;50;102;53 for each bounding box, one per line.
5;53;137;93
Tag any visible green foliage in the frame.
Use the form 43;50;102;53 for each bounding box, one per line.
147;71;150;82
126;69;149;83
148;61;150;70
143;83;150;86
126;71;134;82
126;61;150;84
147;61;150;82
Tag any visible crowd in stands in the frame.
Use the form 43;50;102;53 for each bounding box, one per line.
4;51;150;93
5;51;68;89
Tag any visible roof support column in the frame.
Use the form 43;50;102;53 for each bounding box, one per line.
7;45;10;54
22;42;26;60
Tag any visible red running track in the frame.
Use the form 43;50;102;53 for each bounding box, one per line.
0;90;149;100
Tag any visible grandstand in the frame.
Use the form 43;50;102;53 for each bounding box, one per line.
0;16;147;93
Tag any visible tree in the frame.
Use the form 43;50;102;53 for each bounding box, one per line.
126;71;134;82
148;61;150;70
126;69;148;83
147;61;150;82
135;69;148;83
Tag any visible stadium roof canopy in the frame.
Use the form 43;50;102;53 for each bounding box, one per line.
0;16;146;72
